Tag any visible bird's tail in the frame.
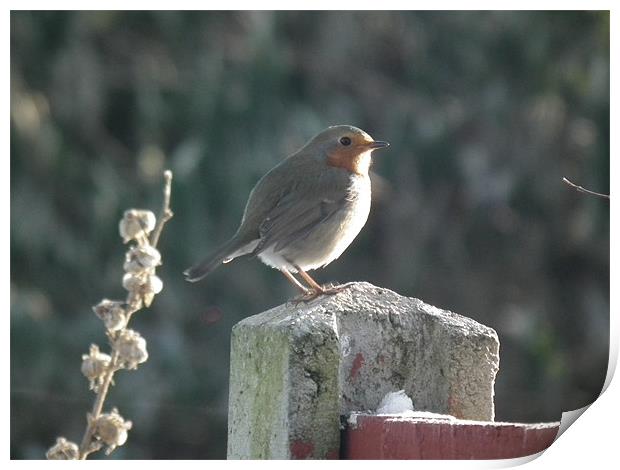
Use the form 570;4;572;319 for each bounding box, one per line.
183;235;258;282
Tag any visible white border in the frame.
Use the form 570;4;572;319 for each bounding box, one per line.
5;4;615;467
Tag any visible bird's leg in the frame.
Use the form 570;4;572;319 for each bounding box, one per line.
280;268;321;305
280;268;310;294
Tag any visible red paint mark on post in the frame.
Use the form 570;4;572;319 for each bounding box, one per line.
290;440;314;459
349;352;365;380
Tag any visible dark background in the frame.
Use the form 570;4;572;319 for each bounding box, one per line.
11;11;609;459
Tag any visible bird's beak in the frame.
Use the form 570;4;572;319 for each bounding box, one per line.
366;140;390;149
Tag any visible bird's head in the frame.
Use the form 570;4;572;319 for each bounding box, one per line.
307;125;389;175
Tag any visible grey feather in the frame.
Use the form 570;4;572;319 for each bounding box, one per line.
256;192;347;254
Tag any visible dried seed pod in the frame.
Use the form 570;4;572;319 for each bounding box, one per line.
114;329;148;369
93;408;132;455
92;299;127;332
46;437;80;460
119;209;156;243
81;344;112;391
146;274;163;295
123;245;161;274
142;274;163;307
122;272;145;292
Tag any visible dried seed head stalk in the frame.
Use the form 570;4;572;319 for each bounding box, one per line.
81;344;112;392
92;408;133;455
47;170;173;459
93;299;128;332
46;437;80;460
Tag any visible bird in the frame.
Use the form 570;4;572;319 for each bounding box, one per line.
184;125;389;301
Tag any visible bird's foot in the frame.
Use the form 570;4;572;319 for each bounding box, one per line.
319;282;347;295
289;283;348;305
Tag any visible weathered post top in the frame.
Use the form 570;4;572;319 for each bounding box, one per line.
227;282;500;459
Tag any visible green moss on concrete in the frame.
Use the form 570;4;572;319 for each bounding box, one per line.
229;323;290;459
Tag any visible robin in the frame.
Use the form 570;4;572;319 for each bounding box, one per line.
184;125;389;300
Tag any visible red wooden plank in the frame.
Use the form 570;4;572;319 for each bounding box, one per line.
343;414;560;460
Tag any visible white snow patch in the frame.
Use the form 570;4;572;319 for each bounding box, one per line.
376;390;414;414
346;391;458;429
386;411;457;421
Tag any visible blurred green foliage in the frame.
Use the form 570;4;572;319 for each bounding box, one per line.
11;11;609;459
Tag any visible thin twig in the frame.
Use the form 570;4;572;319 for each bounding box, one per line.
78;350;120;459
78;292;144;458
150;170;174;248
562;177;609;200
76;171;174;459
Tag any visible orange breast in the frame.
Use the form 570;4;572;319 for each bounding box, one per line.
327;147;372;175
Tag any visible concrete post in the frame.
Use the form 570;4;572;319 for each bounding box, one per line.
227;282;500;459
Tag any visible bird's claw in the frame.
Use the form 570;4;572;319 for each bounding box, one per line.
289;283;348;305
319;283;347;295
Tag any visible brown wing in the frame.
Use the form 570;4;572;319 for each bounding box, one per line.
254;187;347;254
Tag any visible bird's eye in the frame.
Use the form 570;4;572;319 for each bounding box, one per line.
339;136;352;146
